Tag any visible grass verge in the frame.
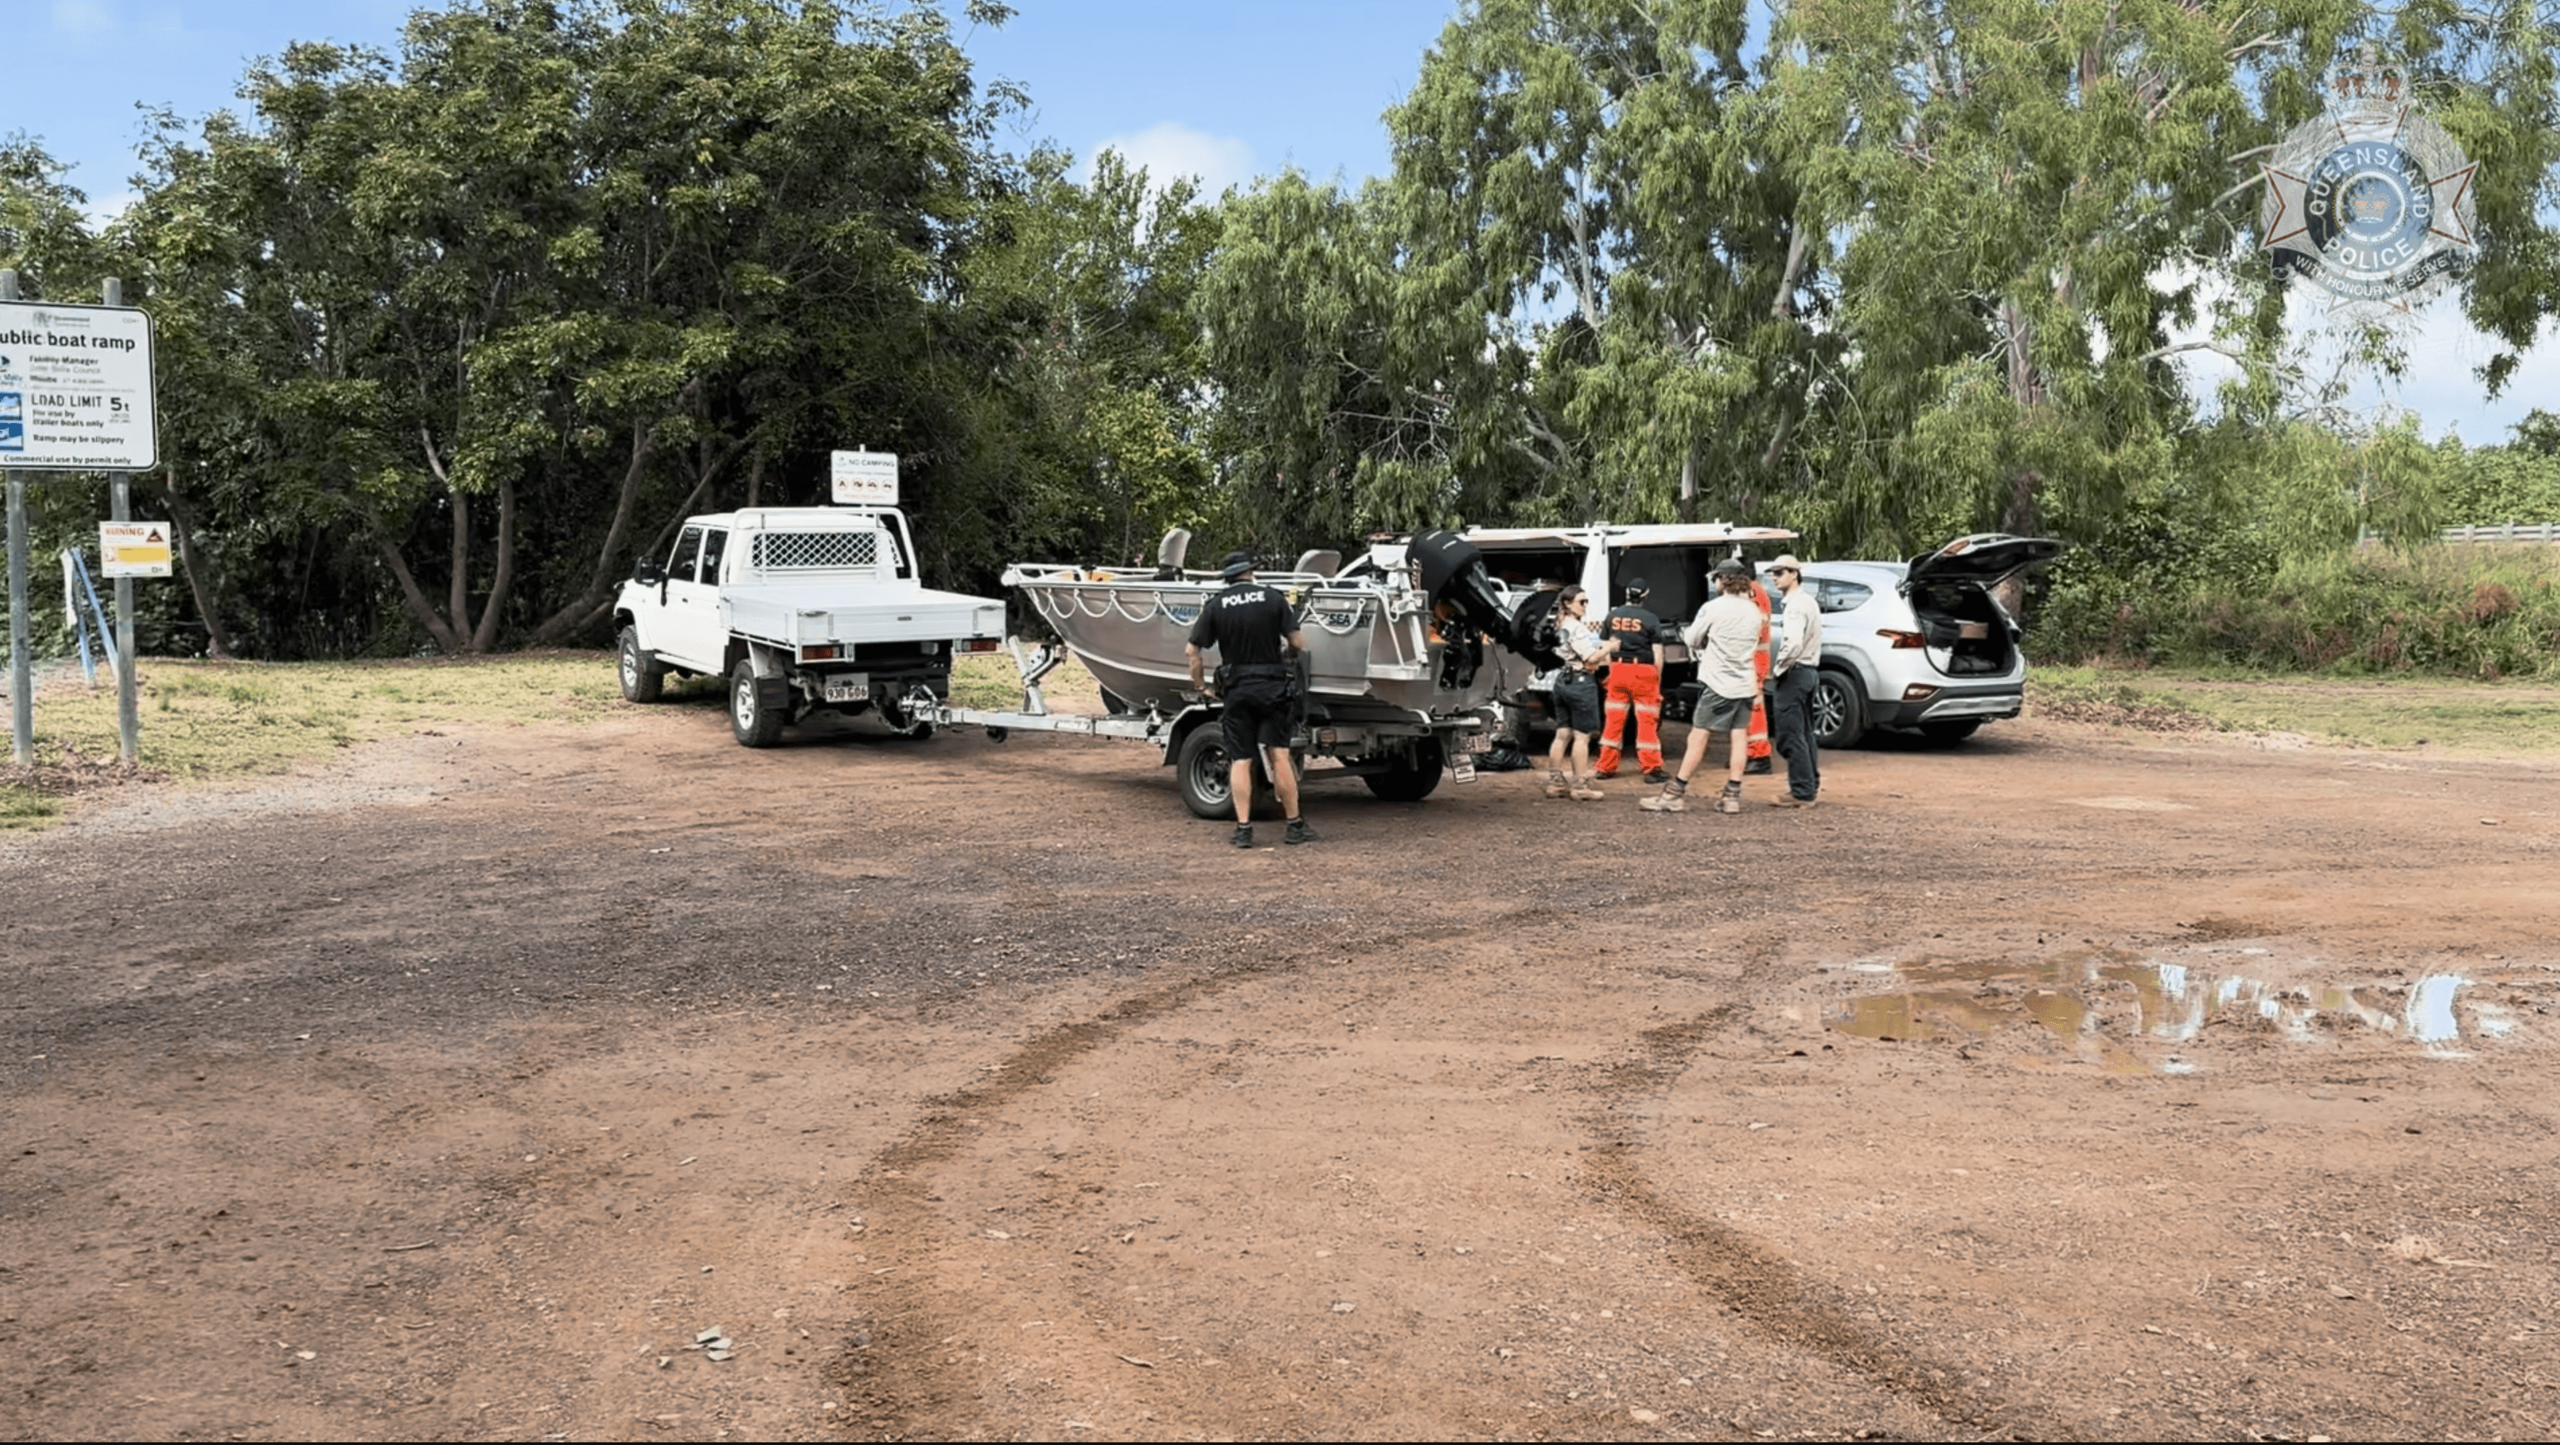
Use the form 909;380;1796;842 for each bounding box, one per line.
3;652;628;803
2031;665;2560;753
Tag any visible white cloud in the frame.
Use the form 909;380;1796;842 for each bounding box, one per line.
51;0;116;35
84;189;140;231
2150;259;2556;446
1082;122;1257;198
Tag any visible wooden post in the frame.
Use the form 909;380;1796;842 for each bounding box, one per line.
104;277;138;763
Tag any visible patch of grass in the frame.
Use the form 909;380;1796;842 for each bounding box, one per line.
20;651;630;783
950;651;1105;712
0;784;61;829
2032;664;2560;752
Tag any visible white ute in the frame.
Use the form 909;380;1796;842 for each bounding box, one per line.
613;505;1006;747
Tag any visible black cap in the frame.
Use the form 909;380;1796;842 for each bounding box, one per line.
1711;558;1748;579
1622;576;1650;596
1219;550;1255;580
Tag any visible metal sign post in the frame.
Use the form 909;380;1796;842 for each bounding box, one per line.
1;268;28;766
102;278;137;762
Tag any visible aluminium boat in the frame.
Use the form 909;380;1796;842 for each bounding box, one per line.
1001;529;1531;723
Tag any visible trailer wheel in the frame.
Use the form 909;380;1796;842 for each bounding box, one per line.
1175;726;1237;819
1362;739;1445;802
618;627;664;703
730;660;784;748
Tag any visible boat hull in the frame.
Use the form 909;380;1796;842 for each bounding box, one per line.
1013;574;1507;720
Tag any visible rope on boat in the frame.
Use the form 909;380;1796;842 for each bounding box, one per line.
1110;589;1161;622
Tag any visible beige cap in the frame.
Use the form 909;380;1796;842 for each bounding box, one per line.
1768;554;1805;571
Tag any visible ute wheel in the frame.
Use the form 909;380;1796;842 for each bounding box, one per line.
1919;718;1981;746
618;627;664;703
1362;739;1445;802
1812;669;1867;750
730;660;784;748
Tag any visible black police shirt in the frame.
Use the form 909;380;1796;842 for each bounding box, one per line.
1187;582;1293;669
1601;603;1663;667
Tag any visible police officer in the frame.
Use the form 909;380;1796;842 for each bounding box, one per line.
1186;551;1317;849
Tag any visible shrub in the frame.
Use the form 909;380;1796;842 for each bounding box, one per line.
2041;544;2560;679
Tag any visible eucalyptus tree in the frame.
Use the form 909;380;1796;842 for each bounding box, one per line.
939;148;1221;576
120;0;1018;655
1761;0;2560;553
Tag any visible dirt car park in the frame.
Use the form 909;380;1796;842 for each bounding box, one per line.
4;665;2559;1442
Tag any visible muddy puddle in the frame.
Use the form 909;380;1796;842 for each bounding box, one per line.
1826;951;2548;1071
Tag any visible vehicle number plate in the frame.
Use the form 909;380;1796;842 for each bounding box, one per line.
1452;758;1478;784
823;674;870;703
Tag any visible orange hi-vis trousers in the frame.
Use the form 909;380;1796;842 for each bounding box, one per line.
1596;662;1665;775
1747;582;1775;760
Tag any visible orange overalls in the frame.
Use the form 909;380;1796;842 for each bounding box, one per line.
1594;605;1665;776
1747;580;1774;763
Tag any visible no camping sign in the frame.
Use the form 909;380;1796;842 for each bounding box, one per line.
100;521;173;578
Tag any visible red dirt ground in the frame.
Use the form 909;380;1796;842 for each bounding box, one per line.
3;684;2556;1440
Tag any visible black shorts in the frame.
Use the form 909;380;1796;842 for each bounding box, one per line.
1220;680;1293;758
1550;671;1603;733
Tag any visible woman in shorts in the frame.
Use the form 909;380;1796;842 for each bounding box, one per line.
1544;586;1610;801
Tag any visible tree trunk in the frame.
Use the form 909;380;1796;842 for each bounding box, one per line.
1678;448;1696;524
526;416;669;646
142;463;236;660
448;487;470;642
377;539;467;654
467;475;516;654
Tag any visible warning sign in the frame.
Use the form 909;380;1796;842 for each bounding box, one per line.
100;521;173;578
830;449;899;506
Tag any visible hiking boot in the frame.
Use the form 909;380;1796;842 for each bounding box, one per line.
1284;817;1318;846
1770;793;1816;809
1717;782;1743;814
1641;768;1670;785
1745;756;1774;776
1638;780;1687;813
1543;771;1571;799
1569;780;1605;801
1231;824;1255;849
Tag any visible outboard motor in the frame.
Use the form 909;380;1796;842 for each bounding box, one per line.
1154;527;1192;581
1408;529;1516;690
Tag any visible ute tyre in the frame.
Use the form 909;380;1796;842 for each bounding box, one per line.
1919;718;1981;746
618;627;664;703
1362;739;1445;802
1813;669;1867;749
730;660;785;748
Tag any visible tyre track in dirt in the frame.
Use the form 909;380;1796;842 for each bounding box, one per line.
1573;1009;2087;1442
830;903;2091;1438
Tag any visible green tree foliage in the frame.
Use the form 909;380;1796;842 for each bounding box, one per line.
1197;0;2558;578
939;149;1220;574
114;0;1017;655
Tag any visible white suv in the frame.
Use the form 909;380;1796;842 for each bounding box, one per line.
1764;534;2060;747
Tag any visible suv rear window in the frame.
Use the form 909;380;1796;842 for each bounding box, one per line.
1813;579;1873;613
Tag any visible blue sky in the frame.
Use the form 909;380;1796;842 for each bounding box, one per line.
8;0;2550;453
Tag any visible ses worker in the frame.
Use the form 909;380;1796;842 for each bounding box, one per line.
1186;551;1318;849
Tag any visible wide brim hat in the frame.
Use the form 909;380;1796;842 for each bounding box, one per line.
1219;550;1255;580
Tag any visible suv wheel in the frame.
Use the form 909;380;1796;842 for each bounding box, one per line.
1812;669;1867;749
